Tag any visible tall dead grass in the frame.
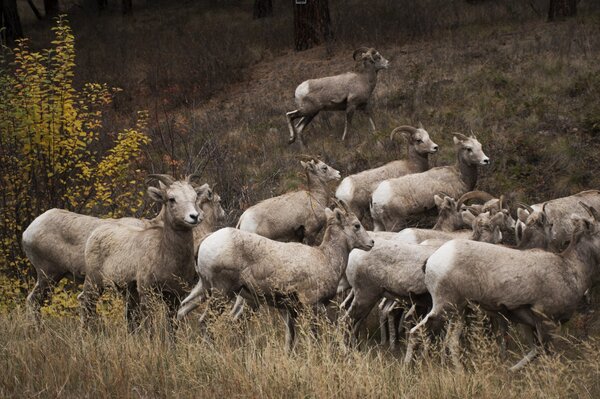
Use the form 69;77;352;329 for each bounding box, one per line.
2;307;600;398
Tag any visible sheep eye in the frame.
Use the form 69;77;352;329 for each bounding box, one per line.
354;223;361;229
322;166;327;171
416;139;423;143
466;148;473;153
168;197;176;203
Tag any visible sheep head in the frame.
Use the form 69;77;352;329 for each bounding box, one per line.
432;194;464;231
516;202;553;250
390;124;438;155
569;203;600;261
453;133;489;166
195;184;227;224
353;47;389;71
325;202;374;251
300;158;341;183
147;175;205;229
462;210;508;244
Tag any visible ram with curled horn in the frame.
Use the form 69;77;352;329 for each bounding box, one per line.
285;47;390;147
336;124;438;225
515;190;600;250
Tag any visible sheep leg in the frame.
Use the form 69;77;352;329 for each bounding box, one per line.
340;288;354;311
281;308;298;353
364;106;377;132
509;325;539;372
341;106;355;141
347;291;378;346
26;272;57;323
125;281;142;333
388;304;403;352
77;279;103;329
446;312;465;370
230;294;246;321
163;291;181;338
509;308;548;371
378;298;392;346
286;110;302;144
404;307;444;365
177;277;207;320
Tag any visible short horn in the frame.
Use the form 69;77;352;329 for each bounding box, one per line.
390;125;417;141
517;202;535;214
456;191;495;211
186;174;203;183
498;195;505;211
353;47;370;60
147;174;175;186
452;132;470;142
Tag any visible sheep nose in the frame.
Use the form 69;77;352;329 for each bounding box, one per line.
432;145;439;152
482;158;490;165
189;213;199;223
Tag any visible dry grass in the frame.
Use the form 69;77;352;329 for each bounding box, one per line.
2;307;600;398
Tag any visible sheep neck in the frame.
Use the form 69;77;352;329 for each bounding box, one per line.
562;236;600;291
407;145;429;172
319;224;351;279
456;156;478;191
306;172;331;207
159;220;195;273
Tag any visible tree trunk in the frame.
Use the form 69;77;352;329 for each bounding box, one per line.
0;0;23;44
548;0;577;21
293;0;331;51
253;0;272;19
97;0;108;12
122;0;133;15
27;0;43;20
44;0;59;18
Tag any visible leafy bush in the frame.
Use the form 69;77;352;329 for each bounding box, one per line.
0;18;150;309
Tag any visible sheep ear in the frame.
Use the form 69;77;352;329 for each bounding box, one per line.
334;208;344;223
194;183;210;197
493;227;502;243
148;186;165;203
433;195;444;208
517;208;530;223
301;160;315;171
491;211;505;225
461;210;476;226
418;121;424;129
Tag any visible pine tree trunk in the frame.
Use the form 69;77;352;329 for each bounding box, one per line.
44;0;59;18
548;0;577;21
122;0;133;15
293;0;331;51
253;0;272;19
0;0;23;43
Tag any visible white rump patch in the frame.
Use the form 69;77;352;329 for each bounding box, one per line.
197;228;235;273
372;181;393;208
394;229;419;244
238;210;259;233
295;81;310;101
425;240;457;279
335;178;355;202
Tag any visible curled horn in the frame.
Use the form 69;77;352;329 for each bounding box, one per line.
337;198;352;214
146;174;175;186
353;47;370;60
390;125;417;141
517;202;535;214
579;201;599;221
456;191;495;211
297;154;319;163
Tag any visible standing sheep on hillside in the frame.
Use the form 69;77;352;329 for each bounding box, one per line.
237;158;340;244
371;133;490;231
80;175;207;331
286;47;389;147
178;203;374;351
336;124;439;221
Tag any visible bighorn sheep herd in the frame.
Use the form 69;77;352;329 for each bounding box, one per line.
18;47;600;372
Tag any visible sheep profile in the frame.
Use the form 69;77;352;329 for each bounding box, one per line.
178;202;374;351
336;124;438;221
371;133;490;231
237;158;340;244
286;47;389;147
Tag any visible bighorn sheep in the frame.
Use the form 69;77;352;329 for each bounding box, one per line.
193;188;227;253
21;178;214;319
237;158;340;244
79;175;207;331
178;203;374;351
405;203;600;371
371;133;490;231
335;125;438;221
286;47;389;146
516;190;600;250
344;209;511;347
